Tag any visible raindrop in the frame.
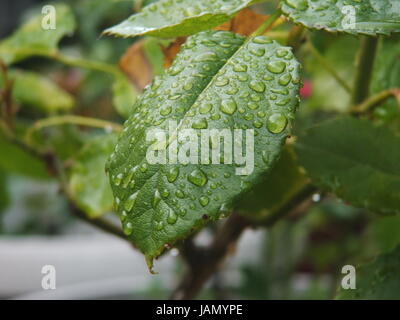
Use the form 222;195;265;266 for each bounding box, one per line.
250;47;265;57
124;191;139;212
199;103;213;114
123;222;133;236
233;63;247;72
220;98;237;115
167;167;179;183
279;74;292;86
160;106;172;116
120;211;128;222
267;61;286;74
199;196;209;207
167;210;178;224
188;169;208;187
152;190;161;208
192;118;208;129
267;113;288;133
215;77;229;87
175;190;186;198
155;221;164;231
114;173;123;186
249;80;266;93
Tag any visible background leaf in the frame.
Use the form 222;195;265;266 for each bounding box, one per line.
236;146;307;219
0;3;76;65
0;70;75;113
281;0;400;36
107;30;301;268
0;131;49;179
295;117;400;215
68;134;117;218
104;0;264;38
336;245;400;299
112;74;138;118
370;34;400;123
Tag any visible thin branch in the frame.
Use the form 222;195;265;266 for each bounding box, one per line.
170;183;318;300
69;202;126;240
351;88;400;115
261;184;318;227
351;36;379;105
170;213;251;300
0;121;128;242
306;40;352;94
25;115;123;145
1;48;120;76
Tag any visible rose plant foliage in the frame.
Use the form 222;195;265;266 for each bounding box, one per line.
1;0;400;299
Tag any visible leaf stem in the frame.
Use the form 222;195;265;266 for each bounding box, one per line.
351;88;400;115
2;48;120;76
251;9;282;37
25;115;123;145
307;40;352;94
351;36;379;105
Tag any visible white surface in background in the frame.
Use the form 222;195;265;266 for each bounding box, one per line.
0;229;263;299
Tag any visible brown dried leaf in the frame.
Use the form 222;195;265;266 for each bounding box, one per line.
161;37;187;69
119;40;153;91
215;8;268;36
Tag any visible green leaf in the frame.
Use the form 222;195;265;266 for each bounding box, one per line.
367;216;400;254
295;117;400;215
107;31;301;269
112;75;138;118
236;146;307;219
336;245;400;299
0;170;10;214
370;35;400;120
104;0;264;38
0;3;76;65
0;131;49;179
0;70;75;113
305;34;357;112
69;134;117;218
280;0;400;36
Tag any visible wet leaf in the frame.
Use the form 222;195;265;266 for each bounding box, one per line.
296;117;400;215
236;146;307;219
104;0;265;38
281;0;400;36
107;31;301;269
161;8;269;68
336;245;400;299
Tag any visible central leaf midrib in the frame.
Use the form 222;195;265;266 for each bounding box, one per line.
130;34;252;204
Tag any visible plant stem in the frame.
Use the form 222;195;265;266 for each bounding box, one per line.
25;115;123;145
307;41;352;94
51;53;121;76
2;48;120;76
351;36;379;105
171;184;318;300
251;9;282;37
170;214;251;300
261;184;317;227
351;88;400;115
69;202;126;240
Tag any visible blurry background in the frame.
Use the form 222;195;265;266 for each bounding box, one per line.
1;0;399;300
